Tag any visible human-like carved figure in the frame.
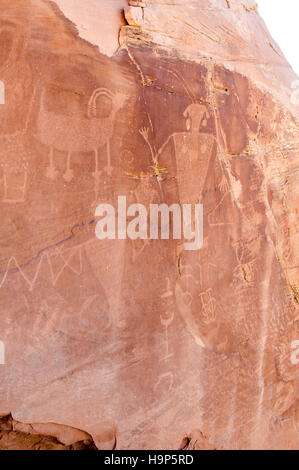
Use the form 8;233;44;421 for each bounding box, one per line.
157;103;215;203
155;103;223;351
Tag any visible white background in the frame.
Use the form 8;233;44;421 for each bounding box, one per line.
258;0;299;76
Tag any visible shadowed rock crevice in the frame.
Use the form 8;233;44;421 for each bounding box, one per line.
178;429;219;450
0;415;97;450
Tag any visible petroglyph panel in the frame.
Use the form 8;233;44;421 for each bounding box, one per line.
0;0;298;451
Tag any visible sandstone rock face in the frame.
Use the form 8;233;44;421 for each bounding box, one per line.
0;414;97;450
0;0;298;450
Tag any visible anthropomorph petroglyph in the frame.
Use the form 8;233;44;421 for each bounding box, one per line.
149;103;217;350
156;103;215;203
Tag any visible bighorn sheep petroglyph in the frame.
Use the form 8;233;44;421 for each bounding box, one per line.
38;88;126;182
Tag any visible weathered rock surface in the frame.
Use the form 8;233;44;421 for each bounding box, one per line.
0;0;298;450
0;414;97;450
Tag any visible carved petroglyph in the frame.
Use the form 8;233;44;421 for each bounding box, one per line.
0;80;4;104
175;256;227;352
131;237;151;263
2;165;28;203
0;86;36;202
200;288;217;324
208;192;232;226
153;103;216;349
175;277;205;349
0;131;31;203
218;173;230;194
31;291;109;340
232;240;256;283
154;371;174;392
0;244;83;291
129;182;154;263
157;103;215;202
139;127;157;166
233;259;255;284
0;341;4;364
274;326;299;431
160;277;175;361
160;310;174;360
37;88;126;189
291;340;299;365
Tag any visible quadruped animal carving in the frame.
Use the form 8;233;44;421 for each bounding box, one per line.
38;88;127;183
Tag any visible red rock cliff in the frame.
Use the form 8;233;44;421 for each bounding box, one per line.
0;0;298;450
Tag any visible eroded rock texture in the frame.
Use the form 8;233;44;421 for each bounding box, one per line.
0;414;97;450
0;0;298;450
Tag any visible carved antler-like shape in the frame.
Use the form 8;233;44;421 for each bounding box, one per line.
87;88;113;118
